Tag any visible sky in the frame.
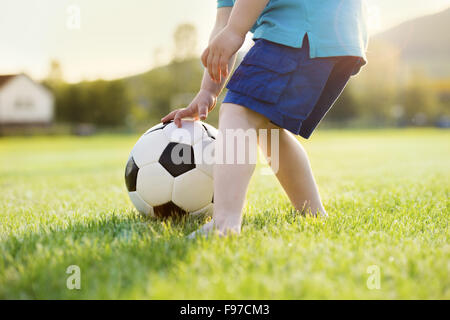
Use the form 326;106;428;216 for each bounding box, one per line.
0;0;449;83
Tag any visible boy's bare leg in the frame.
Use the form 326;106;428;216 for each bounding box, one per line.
260;123;327;217
189;103;267;237
188;104;326;238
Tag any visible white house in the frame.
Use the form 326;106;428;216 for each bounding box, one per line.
0;74;54;127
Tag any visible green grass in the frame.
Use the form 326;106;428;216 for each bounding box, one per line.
0;128;448;299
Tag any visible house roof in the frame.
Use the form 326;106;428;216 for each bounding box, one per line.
0;74;53;96
0;74;18;89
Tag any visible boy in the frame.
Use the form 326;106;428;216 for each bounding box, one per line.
162;0;368;236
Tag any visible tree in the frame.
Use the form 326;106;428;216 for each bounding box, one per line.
326;84;359;122
46;59;64;86
351;41;402;125
400;72;439;125
51;79;131;126
172;23;198;62
95;80;131;126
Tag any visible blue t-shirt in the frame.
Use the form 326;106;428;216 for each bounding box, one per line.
217;0;368;62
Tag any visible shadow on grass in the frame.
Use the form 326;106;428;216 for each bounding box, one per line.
0;211;209;299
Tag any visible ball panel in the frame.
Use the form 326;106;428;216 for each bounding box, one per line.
144;121;172;135
128;191;154;216
132;130;169;168
136;163;174;206
162;120;204;145
159;142;195;177
124;157;139;192
193;137;215;178
201;122;218;139
172;169;213;212
153;201;188;219
130;122;169;156
190;203;213;217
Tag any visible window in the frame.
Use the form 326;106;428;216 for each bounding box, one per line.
14;96;34;110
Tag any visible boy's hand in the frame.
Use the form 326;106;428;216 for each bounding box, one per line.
161;89;217;128
201;26;245;83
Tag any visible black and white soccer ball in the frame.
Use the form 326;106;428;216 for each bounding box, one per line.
125;120;217;219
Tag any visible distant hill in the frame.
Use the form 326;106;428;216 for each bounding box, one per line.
373;7;450;78
120;58;206;121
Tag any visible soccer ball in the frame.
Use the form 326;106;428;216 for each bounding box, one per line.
125;120;217;219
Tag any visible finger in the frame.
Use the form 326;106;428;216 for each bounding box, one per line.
210;53;220;83
219;54;229;79
161;110;178;123
201;48;209;68
198;103;208;121
173;108;194;128
207;51;214;81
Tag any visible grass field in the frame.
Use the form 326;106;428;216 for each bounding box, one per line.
0;128;448;299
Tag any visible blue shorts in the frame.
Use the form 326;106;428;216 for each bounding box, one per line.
223;36;363;139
